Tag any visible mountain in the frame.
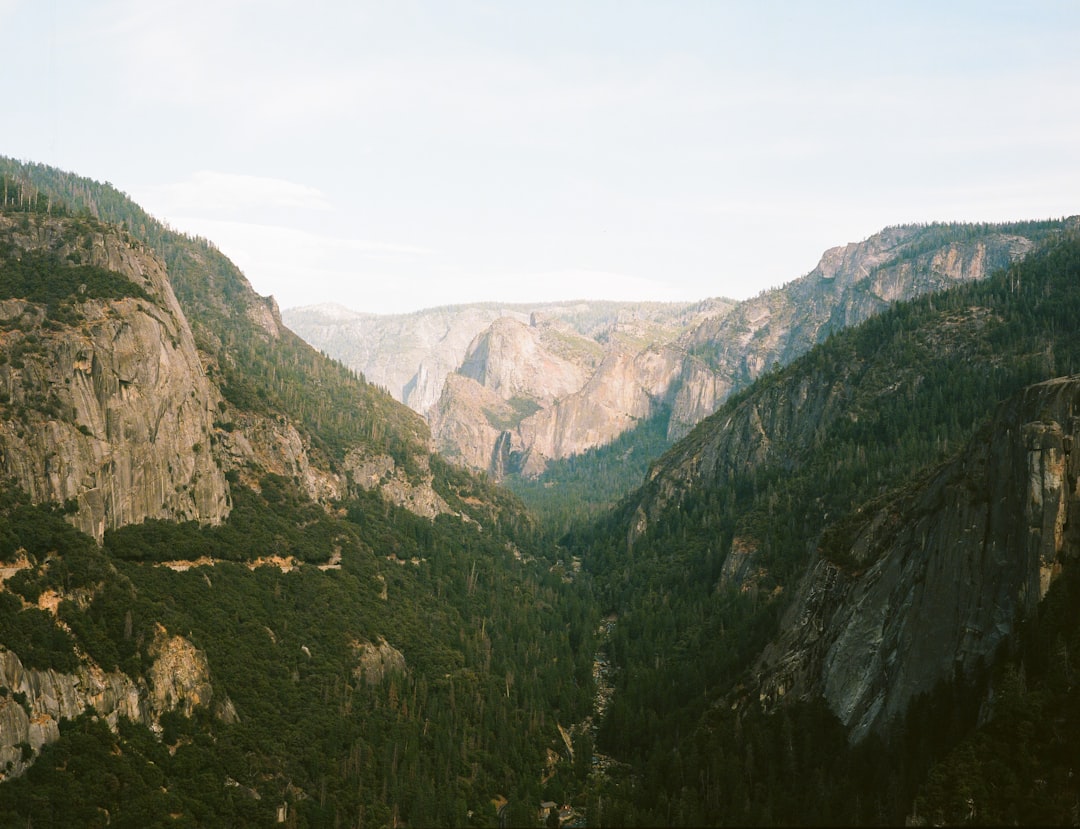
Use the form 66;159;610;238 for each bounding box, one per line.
5;154;1080;826
284;301;539;415
665;220;1057;439
569;224;1080;824
289;222;1066;502
0;160;596;827
0;209;228;540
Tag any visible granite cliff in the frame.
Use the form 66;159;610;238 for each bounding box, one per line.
0;214;229;541
602;226;1080;757
0;184;456;531
290;222;1062;482
283;303;536;415
665;224;1045;438
0;626;232;780
755;376;1080;742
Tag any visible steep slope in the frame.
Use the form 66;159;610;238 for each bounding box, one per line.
0;210;229;540
666;221;1062;438
0;161;598;827
292;222;1065;498
500;221;1071;528
431;314;681;475
284;302;536;414
0;160;453;522
284;298;730;418
756;375;1080;742
572;229;1080;823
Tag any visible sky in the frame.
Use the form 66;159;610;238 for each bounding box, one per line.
5;1;1080;314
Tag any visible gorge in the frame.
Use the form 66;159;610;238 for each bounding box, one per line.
0;157;1078;826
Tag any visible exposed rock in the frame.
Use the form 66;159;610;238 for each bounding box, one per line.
458;317;594;405
283;303;535;414
516;345;682;475
147;623;214;718
0;625;227;780
753;376;1080;742
667;229;1040;440
245;294;282;339
430;373;516;472
294;224;1053;482
342;448;450;519
216;409;340;503
0;215;229;540
290;300;729;478
719;536;764;592
352;637;407;685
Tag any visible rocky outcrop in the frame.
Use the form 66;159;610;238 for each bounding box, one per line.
458;317;594;405
753;376;1080;742
429;373;511;472
0;215;229;540
291;224;1058;481
432;316;694;477
283;303;535;414
352;637;407;685
342;448;450;519
515;345;683;475
666;228;1042;439
216;410;341;504
0;624;230;780
290;300;731;478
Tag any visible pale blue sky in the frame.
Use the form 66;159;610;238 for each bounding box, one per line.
6;0;1080;313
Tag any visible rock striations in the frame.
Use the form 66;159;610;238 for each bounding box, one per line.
0;212;454;534
754;376;1080;742
288;222;1058;480
0;215;229;541
0;625;233;781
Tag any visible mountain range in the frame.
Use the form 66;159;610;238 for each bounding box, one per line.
286;220;1061;493
0;156;1078;826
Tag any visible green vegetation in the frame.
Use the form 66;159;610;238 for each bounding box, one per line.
483;395;542;431
0;159;430;477
0;479;597;827
1;157;1078;825
507;407;674;534
0;248;150;320
566;231;1080;824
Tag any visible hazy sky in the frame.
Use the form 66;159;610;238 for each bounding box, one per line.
6;1;1080;314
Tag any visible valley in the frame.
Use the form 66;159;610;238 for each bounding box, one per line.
0;158;1078;826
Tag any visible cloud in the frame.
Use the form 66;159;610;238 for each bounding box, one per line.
139;172;332;216
137;214;437;310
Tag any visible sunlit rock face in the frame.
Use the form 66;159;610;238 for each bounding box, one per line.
667;228;1036;440
292;225;1043;481
0;215;229;540
0;625;230;780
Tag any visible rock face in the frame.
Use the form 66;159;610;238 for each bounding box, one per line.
289;223;1057;480
0;215;229;540
753;376;1080;742
431;307;724;477
0;625;228;780
0;214;454;531
341;448;450;519
666;227;1040;439
514;345;684;475
352;637;407;685
283;303;536;415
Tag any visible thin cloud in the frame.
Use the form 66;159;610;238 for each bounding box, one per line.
143;172;333;215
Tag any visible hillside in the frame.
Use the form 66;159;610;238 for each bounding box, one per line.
0;161;597;827
289;221;1069;543
566;225;1080;824
3;156;1080;826
283;299;730;417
